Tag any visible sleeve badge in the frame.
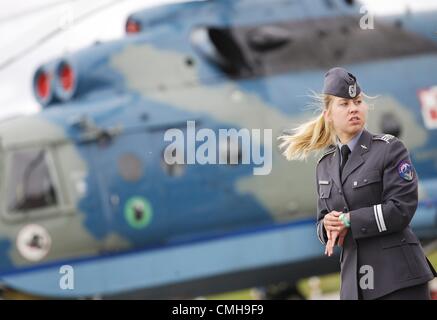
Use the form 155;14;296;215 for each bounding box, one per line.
398;160;414;181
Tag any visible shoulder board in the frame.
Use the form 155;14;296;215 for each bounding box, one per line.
372;134;395;144
317;147;336;164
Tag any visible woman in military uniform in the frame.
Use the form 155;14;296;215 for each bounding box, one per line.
279;67;437;300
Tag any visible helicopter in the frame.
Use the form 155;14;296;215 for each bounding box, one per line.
0;0;436;299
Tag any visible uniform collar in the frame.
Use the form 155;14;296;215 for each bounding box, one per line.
336;129;364;154
328;129;372;188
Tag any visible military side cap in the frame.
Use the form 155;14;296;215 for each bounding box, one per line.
323;67;361;99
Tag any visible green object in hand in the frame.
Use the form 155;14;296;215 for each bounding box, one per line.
339;213;351;228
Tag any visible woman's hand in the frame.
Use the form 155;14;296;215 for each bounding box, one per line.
324;212;350;256
323;211;344;232
325;230;339;256
326;228;348;256
338;228;348;247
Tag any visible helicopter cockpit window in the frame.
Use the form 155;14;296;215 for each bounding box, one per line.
7;148;58;212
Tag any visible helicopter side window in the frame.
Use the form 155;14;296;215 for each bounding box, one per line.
192;17;437;79
7;148;58;212
191;26;253;78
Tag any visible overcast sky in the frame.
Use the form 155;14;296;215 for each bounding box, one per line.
0;0;436;120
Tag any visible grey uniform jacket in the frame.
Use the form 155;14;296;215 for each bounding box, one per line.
316;129;437;300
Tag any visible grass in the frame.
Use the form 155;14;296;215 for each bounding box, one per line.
428;250;437;267
206;289;255;300
206;250;437;300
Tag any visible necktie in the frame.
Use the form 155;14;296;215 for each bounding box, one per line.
340;144;351;176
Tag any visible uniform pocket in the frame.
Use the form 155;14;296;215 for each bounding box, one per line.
381;231;419;248
319;183;332;199
381;232;422;280
351;170;381;189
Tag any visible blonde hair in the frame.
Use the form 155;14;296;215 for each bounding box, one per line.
278;93;336;161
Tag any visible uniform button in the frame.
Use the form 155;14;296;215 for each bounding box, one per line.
363;179;368;183
343;206;348;212
361;227;367;233
402;212;407;217
401;238;406;243
339;190;342;194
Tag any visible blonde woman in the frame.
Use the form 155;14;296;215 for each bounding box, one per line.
279;67;436;300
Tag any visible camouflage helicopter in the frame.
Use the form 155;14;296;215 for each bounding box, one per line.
0;0;437;299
